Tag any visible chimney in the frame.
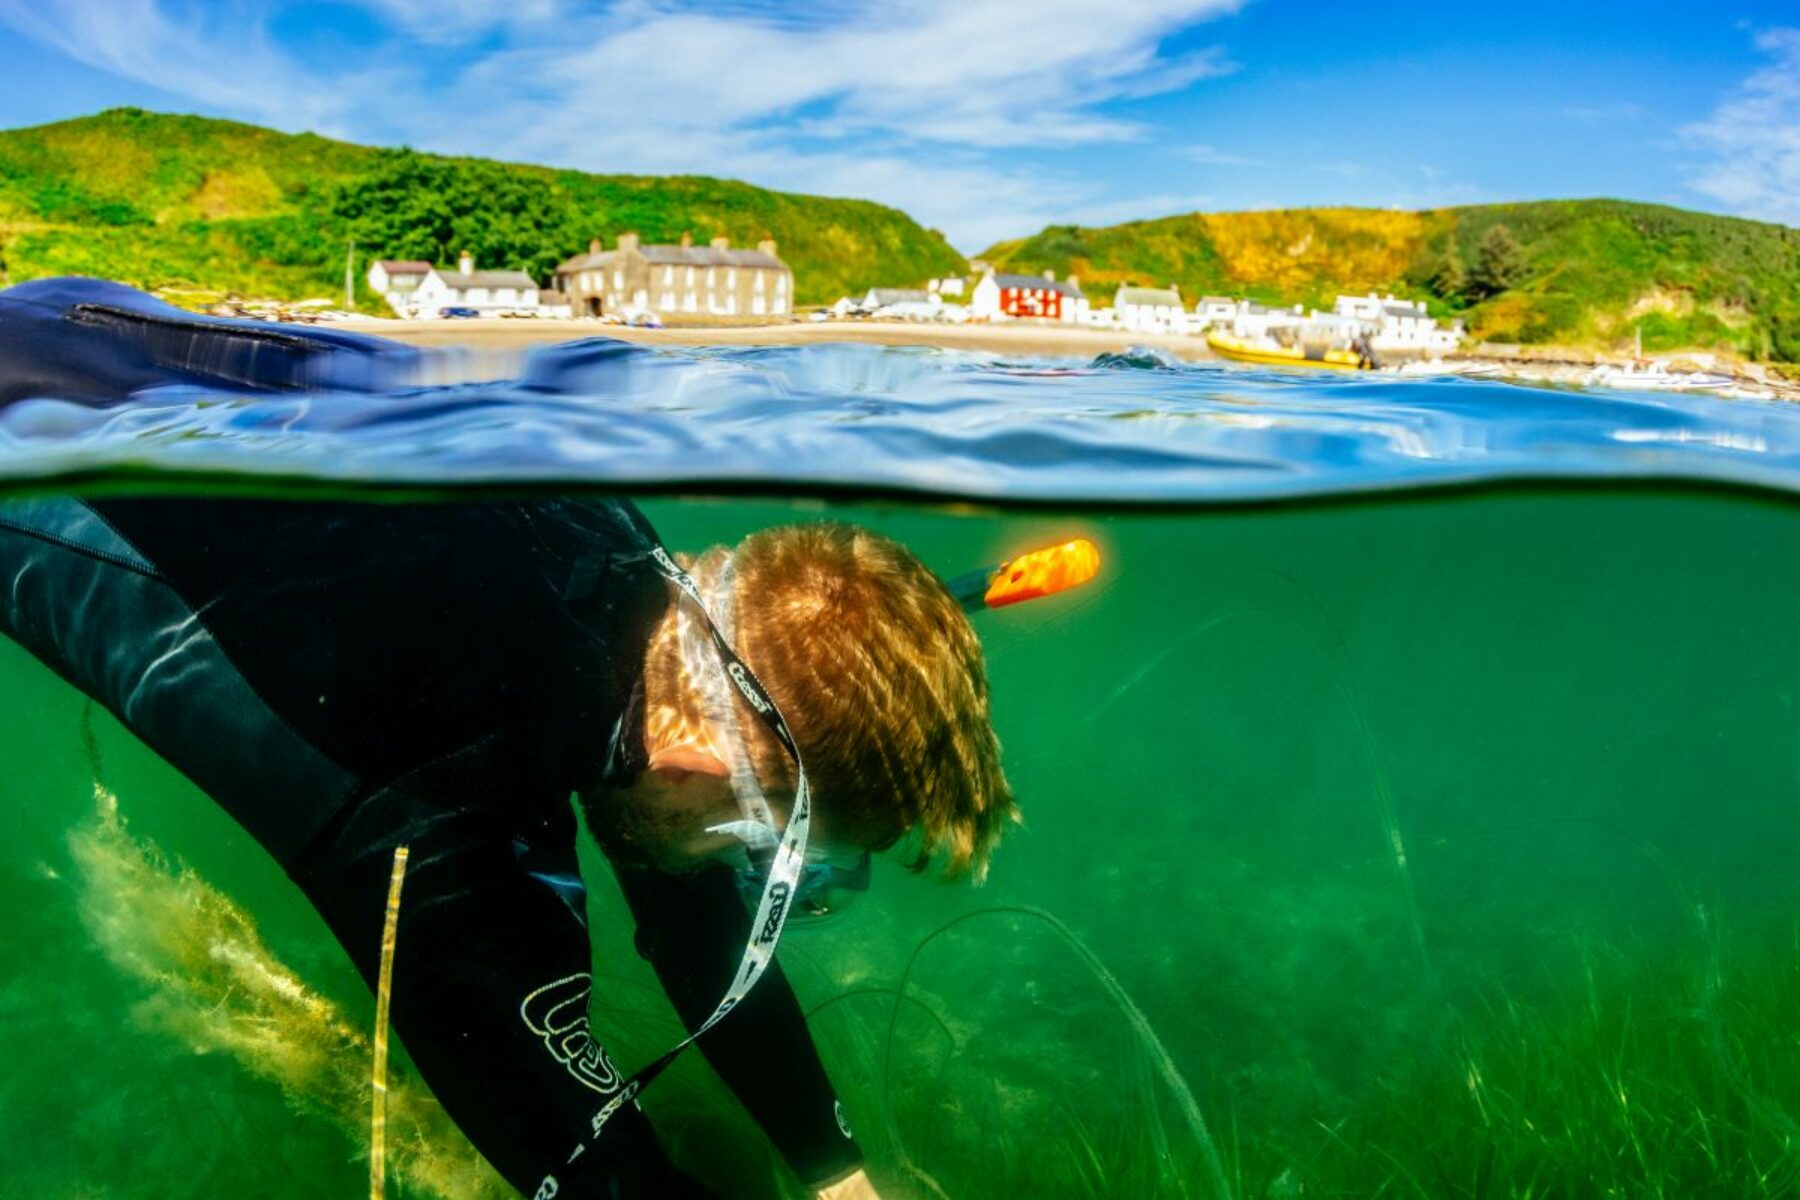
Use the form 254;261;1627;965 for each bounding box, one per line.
1043;269;1056;282
1067;274;1080;292
458;249;473;276
589;238;602;255
710;235;730;250
679;231;693;248
756;237;778;256
618;232;640;253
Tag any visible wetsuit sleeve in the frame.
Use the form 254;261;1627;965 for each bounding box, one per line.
615;863;863;1189
296;790;717;1200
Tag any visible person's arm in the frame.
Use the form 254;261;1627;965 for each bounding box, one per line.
615;862;865;1192
297;789;715;1199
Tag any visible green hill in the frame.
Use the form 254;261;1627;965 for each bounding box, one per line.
982;202;1800;361
0;108;965;311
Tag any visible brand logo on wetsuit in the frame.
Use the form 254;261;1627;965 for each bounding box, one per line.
759;881;791;944
520;974;623;1096
727;661;772;714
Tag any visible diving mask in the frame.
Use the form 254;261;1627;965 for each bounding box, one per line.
707;818;872;920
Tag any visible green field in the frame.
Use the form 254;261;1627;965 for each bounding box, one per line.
0;108;965;311
983;201;1800;361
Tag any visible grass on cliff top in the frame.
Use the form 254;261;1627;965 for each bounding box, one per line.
0;108;966;310
985;200;1800;361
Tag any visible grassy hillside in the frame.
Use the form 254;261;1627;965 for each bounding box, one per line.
983;201;1800;361
0;108;965;310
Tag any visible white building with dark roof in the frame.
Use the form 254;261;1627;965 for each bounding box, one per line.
1114;284;1187;333
412;252;542;317
970;269;1087;322
367;260;432;317
555;233;792;320
1330;293;1462;354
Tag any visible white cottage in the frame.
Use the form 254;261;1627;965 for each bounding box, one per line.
413;251;542;318
1114;285;1187;334
1231;300;1308;340
1192;296;1237;332
367;260;432;317
1331;293;1462;355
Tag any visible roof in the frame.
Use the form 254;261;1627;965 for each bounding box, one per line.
560;244;788;271
1116;286;1182;308
374;260;432;274
432;267;538;290
1383;302;1428;318
865;288;931;306
994;272;1082;296
556;249;608;272
640;245;785;270
1200;295;1234;306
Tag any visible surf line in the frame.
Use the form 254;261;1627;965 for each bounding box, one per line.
370;845;411;1200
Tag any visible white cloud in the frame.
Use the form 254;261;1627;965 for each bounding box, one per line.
1682;27;1800;226
0;0;407;137
350;0;567;44
472;1;1242;151
0;0;1247;248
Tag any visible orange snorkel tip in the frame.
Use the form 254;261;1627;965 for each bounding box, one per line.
950;538;1102;613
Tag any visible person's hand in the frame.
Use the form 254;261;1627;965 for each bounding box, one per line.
817;1167;881;1199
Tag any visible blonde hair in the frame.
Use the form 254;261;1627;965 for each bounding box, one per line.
643;522;1017;879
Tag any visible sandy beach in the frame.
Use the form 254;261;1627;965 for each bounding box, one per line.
334;314;1223;361
331;316;1800;401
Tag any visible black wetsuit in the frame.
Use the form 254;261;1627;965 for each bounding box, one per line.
0;280;861;1198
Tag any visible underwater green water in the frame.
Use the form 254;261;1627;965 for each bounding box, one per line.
3;481;1799;1199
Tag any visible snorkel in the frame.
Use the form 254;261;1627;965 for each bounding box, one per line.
948;537;1102;613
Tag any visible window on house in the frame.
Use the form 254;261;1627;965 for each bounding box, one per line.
728;269;737;289
776;275;787;292
754;273;765;293
686;268;695;285
753;295;765;315
663;267;674;284
614;269;624;290
684;291;697;312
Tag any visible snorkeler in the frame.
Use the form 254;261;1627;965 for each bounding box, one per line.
0;279;1017;1199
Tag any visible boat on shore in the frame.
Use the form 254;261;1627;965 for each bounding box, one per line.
1206;330;1368;371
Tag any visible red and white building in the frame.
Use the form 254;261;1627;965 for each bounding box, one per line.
971;269;1087;323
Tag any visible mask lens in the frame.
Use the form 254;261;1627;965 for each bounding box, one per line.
736;849;871;923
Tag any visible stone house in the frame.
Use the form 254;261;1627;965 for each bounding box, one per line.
555;233;792;319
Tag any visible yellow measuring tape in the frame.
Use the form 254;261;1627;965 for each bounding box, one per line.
370;845;410;1200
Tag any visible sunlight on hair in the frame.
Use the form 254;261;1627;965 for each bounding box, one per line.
67;784;509;1199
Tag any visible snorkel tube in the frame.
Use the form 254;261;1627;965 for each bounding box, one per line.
948;537;1102;613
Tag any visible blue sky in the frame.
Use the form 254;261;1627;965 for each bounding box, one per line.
0;1;1793;250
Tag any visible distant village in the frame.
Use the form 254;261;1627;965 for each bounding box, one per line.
367;233;1465;357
